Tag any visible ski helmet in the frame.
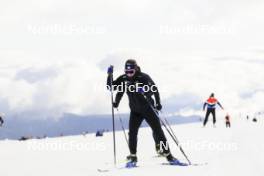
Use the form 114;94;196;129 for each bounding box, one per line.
125;59;137;70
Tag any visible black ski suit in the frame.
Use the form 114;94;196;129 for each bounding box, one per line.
107;71;170;155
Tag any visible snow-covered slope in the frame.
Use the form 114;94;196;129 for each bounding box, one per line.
0;117;263;176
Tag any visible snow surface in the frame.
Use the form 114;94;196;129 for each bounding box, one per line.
0;117;264;176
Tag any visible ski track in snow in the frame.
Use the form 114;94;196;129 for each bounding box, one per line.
0;118;263;176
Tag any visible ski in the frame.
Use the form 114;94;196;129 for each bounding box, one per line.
97;161;207;173
97;161;138;173
97;165;138;173
190;162;208;166
162;162;208;167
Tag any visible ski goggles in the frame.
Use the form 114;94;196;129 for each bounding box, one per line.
125;64;136;70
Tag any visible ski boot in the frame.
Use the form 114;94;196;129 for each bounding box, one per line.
126;154;137;168
166;154;188;166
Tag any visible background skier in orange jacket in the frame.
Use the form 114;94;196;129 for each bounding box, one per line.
203;93;224;127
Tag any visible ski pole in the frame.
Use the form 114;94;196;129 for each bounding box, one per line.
141;94;192;164
145;99;191;164
158;116;191;165
163;117;180;144
151;108;192;164
162;116;192;165
116;108;129;147
109;66;117;166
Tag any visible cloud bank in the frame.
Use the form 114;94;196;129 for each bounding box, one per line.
0;0;264;119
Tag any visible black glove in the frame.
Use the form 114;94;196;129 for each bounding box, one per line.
107;65;114;75
156;103;162;111
113;102;119;108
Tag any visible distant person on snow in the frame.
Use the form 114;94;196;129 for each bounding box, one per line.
107;59;180;165
203;93;224;127
225;113;231;128
0;115;4;127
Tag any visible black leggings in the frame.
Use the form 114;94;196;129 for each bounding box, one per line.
203;108;216;126
128;106;170;155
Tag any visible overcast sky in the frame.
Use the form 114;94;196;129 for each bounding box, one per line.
0;0;264;119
